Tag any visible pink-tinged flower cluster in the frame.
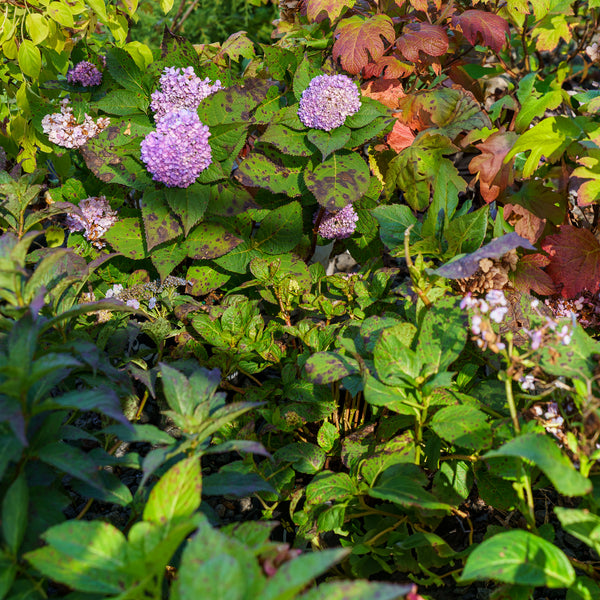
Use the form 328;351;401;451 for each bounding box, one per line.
150;66;222;122
67;61;103;87
140;109;212;188
42;99;110;149
298;74;361;131
65;196;117;248
316;204;358;239
460;290;508;351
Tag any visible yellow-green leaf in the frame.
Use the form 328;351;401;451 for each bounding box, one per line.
86;0;109;22
18;40;42;79
47;1;75;27
26;14;50;45
160;0;175;13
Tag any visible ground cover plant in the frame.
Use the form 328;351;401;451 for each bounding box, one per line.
3;0;600;598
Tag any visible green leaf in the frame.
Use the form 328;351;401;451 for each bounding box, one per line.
259;124;311;156
0;550;17;599
94;90;149;115
505;116;582;177
554;507;600;555
369;473;451;512
261;549;349;600
371;204;418;250
18;40;41;79
443;205;489;256
293;56;321;101
164;184;209;236
304;151;370;211
160;0;175;12
105;47;145;94
484;433;591;497
459;530;575;587
2;474;28;554
37;442;103;491
374;325;422;386
430;405;492;451
385;133;461;211
299;581;414;600
24;521;131;594
566;576;600;600
254;201;302;254
151;241;188;280
432;460;473;506
306;471;357;504
274;442;326;474
304;352;359;384
187;264;230;295
104;217;147;259
25;14;49;45
307;127;351;160
47;1;74;27
143;456;202;524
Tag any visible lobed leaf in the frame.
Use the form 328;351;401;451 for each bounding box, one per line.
333;15;395;75
396;23;448;63
452;9;510;53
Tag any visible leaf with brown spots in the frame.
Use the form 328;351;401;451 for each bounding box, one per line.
151;241;188;280
235;152;304;197
304;151;370;211
141;190;183;251
304;351;360;384
165;183;210;236
185;221;243;260
104;217;147;260
510;253;557;295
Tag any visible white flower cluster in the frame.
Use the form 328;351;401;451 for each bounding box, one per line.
524;299;573;350
65;196;117;248
42;99;110;149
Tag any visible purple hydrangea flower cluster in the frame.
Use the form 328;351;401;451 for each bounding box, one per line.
298;74;361;131
42;99;110;149
150;66;222;122
316;204;358;239
140;109;212;188
65;196;117;248
67;61;103;86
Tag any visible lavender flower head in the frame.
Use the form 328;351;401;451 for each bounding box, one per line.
67;61;103;86
65;196;117;249
150;66;222;122
298;74;361;131
42;99;110;149
316;204;358;239
140;109;212;188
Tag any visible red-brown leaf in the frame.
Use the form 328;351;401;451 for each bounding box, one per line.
452;10;510;53
388;120;416;152
361;78;406;109
306;0;354;23
396;23;449;63
362;55;414;79
333;15;395;75
510;254;557;296
469;131;517;203
541;225;600;298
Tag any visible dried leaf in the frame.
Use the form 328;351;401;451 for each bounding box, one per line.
510;254;557;296
333;15;395;75
452;10;510;53
503;203;546;244
435;232;536;279
396;23;449;63
469;130;517;203
541;225;600;298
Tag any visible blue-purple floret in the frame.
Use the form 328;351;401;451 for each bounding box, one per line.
67;61;103;87
140;109;212;188
316;204;359;239
298;74;361;131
